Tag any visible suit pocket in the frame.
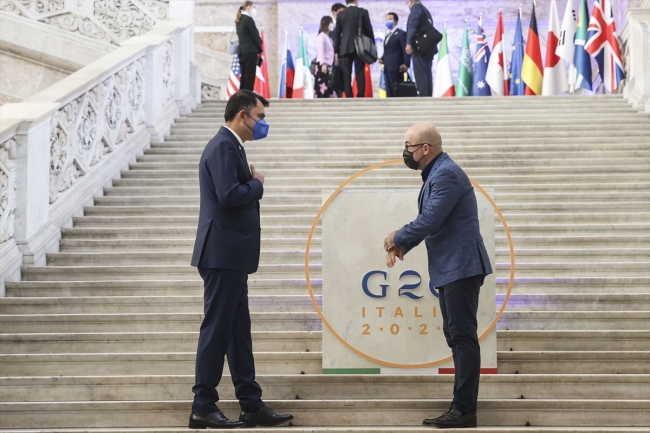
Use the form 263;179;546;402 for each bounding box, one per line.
219;207;257;232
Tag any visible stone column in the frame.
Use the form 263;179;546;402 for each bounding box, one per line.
622;7;650;113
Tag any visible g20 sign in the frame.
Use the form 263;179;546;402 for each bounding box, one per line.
362;269;440;299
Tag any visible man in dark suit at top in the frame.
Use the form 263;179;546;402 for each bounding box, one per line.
405;0;437;96
333;0;375;98
189;90;293;429
384;123;493;429
330;2;346;39
378;12;410;97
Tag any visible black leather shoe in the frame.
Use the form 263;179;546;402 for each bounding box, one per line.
423;406;453;426
189;411;244;429
239;406;294;427
430;408;477;428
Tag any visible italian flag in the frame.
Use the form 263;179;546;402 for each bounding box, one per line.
292;28;314;99
434;25;455;97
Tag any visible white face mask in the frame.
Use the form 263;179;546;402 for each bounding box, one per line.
250;7;257;17
328;23;334;32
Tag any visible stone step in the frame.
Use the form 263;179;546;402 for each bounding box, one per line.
1;374;648;402
0;312;322;333
497;351;650;374
8;277;650;298
0;352;320;376
1;398;648;428
1;309;647;334
0;295;319;314
0;428;647;433
0;331;319;354
499;330;650;351
496;294;650;311
44;249;650;267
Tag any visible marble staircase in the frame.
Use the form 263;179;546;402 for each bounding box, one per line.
1;96;649;432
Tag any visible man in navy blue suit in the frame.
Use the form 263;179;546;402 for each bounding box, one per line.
384;123;493;429
405;0;437;96
378;12;410;97
189;90;293;429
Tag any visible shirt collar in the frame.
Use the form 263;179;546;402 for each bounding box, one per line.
241;11;250;16
421;152;444;181
224;126;244;146
347;4;356;6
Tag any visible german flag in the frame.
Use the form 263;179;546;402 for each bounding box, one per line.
522;3;544;95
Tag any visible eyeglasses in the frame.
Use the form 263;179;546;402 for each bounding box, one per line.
404;142;429;151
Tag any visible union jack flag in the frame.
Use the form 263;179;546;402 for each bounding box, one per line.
226;55;241;99
585;0;625;93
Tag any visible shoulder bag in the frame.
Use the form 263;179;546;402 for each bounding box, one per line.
227;26;239;55
354;12;377;64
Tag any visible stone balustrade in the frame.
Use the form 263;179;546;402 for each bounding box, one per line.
0;20;198;295
622;1;650;114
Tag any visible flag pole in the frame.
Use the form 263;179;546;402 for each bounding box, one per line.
279;27;288;97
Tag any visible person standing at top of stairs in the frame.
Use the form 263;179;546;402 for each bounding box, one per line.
188;90;294;429
236;1;263;91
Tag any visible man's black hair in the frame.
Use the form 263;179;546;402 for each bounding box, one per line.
345;0;356;5
224;89;269;122
331;2;345;12
387;12;398;23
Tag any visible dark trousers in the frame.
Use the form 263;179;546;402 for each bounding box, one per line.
412;50;434;97
239;52;258;91
340;53;366;98
384;70;401;97
192;268;264;414
437;274;483;415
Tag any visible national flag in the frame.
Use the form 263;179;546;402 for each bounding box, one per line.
254;30;271;98
585;0;625;93
573;0;592;91
278;30;294;99
486;11;509;96
292;28;314;99
226;55;241;99
434;23;455;97
472;16;491;96
456;22;473;97
364;63;373;97
378;65;387;98
543;0;569;95
522;2;544;95
509;9;526;96
556;0;577;92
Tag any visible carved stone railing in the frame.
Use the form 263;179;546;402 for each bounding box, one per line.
0;20;198;295
621;3;650;113
0;0;169;45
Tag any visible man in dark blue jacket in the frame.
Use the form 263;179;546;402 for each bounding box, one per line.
384;123;492;429
189;90;293;429
406;0;437;96
378;12;410;97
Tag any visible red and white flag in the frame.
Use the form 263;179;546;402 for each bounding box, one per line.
254;30;271;98
486;11;509;96
585;0;626;93
226;55;241;99
542;0;568;95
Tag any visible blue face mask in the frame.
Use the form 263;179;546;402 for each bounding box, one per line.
385;21;395;30
245;112;269;140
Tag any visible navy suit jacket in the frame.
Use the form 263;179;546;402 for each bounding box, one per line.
394;153;493;287
381;28;410;72
191;127;263;273
406;2;438;57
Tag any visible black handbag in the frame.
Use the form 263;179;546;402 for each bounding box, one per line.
354;13;377;64
328;62;344;92
395;72;418;97
413;7;442;56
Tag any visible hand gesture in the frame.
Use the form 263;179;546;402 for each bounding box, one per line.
386;247;405;268
251;164;264;185
384;230;397;252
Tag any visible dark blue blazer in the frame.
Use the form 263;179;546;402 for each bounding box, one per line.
381;28;410;72
406;2;438;56
394;153;493;287
191;127;263;273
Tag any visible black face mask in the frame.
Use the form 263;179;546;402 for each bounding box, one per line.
403;147;423;170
